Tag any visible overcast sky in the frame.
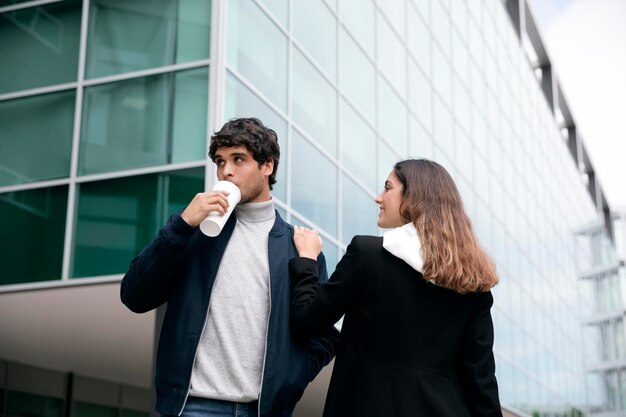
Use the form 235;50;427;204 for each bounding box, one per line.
527;0;626;210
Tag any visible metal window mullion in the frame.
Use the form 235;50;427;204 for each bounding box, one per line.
335;2;342;254
404;0;410;157
286;0;293;223
0;82;77;103
61;0;90;281
0;0;62;14
0;178;72;194
83;59;211;88
73;161;206;185
206;0;227;191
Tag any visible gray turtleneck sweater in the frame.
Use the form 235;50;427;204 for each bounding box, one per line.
189;199;276;402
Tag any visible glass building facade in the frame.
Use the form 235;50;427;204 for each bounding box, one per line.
0;0;610;416
577;213;626;416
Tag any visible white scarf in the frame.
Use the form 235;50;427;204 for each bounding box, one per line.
382;223;424;273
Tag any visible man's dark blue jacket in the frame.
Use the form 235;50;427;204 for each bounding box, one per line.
120;210;339;416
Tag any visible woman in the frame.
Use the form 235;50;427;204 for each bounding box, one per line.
290;159;502;417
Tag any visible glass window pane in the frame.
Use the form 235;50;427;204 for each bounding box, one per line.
342;175;377;246
377;12;405;98
291;130;337;235
292;50;337;156
378;1;404;39
71;168;203;278
407;4;431;77
378;140;398;189
432;44;452;107
122;410;149;417
431;0;450;58
227;0;287;111
293;0;336;81
0;0;82;94
322;238;337;275
378;77;407;154
340;28;375;121
224;72;287;202
79;67;208;175
433;95;454;160
258;0;287;27
340;101;375;191
340;0;374;57
86;0;211;78
6;390;63;417
409;115;433;159
0;91;74;187
73;401;118;417
407;59;432;133
0;186;68;285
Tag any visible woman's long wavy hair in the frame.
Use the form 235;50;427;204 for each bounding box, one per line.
394;159;498;293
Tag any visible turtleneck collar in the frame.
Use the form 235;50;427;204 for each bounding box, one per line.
234;198;275;223
382;222;424;273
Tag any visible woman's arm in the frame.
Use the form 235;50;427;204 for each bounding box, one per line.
289;236;364;341
459;291;503;417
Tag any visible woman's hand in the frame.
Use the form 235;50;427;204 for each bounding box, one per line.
294;226;323;260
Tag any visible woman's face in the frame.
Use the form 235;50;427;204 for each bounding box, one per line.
375;170;405;228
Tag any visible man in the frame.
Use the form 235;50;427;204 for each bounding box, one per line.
121;118;338;417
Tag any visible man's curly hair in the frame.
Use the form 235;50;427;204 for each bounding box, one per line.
209;118;280;190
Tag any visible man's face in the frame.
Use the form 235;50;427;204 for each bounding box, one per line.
214;145;273;203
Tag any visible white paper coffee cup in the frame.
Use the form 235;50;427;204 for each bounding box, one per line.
199;180;242;237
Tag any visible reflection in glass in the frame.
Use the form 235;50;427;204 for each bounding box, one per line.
0;0;81;94
72;168;204;278
0;186;68;285
224;72;287;201
292;50;337;156
340;28;375;121
340;101;376;191
0;91;75;187
86;0;211;78
378;78;407;154
227;0;287;110
291;130;337;235
79;68;208;175
293;0;336;80
342;175;377;246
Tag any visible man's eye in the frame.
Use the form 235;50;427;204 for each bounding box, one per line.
216;160;224;166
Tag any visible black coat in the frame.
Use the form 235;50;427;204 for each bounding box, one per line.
290;235;502;417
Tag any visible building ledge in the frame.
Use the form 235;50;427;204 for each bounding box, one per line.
578;262;621;280
584;308;626;325
587;359;626;373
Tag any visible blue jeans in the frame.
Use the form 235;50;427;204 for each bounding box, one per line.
162;397;259;417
